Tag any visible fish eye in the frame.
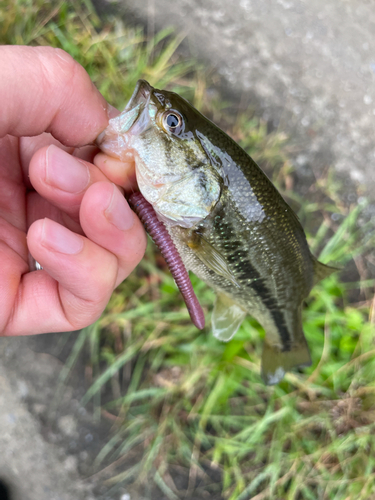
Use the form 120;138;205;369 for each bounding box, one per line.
166;113;180;127
162;110;184;133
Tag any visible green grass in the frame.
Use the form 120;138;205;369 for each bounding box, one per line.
81;203;375;500
3;1;375;499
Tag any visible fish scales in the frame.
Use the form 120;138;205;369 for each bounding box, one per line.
97;80;335;384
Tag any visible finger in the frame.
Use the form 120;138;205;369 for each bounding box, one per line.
26;191;82;235
0;218;28;265
19;134;73;187
0;241;30;335
29;145;109;223
1;45;113;147
0;135;27;231
73;145;100;164
94;152;137;192
20;135;101;189
4;218;119;336
80;182;147;287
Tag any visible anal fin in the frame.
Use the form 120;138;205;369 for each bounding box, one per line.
212;293;247;342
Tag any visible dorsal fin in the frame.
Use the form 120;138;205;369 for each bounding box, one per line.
312;256;338;285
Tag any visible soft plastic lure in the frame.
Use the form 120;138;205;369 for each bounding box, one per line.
129;191;205;330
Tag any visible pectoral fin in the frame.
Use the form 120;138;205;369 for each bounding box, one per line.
212;293;247;342
261;338;311;385
187;235;240;288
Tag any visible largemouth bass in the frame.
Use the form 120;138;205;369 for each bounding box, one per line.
97;80;334;384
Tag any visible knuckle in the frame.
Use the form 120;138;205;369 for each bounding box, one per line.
35;47;81;100
82;252;118;304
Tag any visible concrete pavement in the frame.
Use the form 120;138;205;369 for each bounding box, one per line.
96;0;375;197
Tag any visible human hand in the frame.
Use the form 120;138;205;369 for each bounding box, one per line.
0;45;146;336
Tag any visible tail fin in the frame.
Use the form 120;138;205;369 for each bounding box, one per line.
261;305;311;385
261;339;311;385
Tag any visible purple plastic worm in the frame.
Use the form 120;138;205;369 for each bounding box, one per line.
129;191;205;330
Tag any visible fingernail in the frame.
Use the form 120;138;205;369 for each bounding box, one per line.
105;184;134;231
41;218;84;255
46;145;90;193
107;103;120;119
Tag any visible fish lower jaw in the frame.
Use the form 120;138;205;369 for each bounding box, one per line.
96;132;133;161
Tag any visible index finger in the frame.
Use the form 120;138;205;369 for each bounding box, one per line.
0;45;112;147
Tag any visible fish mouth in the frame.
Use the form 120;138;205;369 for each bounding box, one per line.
96;80;153;151
124;79;152;112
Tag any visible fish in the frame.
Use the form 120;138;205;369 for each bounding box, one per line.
97;80;335;384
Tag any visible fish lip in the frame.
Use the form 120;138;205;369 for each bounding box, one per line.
96;80;153;149
122;80;153;137
124;79;153;112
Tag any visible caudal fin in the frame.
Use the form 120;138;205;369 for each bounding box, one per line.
261;337;311;385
